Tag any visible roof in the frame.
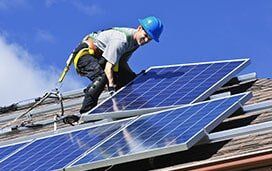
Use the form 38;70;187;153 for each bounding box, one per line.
0;75;272;170
0;90;110;141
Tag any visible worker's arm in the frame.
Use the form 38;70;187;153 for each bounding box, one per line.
104;62;115;87
103;40;125;93
104;61;117;95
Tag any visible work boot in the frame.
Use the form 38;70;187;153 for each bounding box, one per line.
80;94;98;114
63;115;80;125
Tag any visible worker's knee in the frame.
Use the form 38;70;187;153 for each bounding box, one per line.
84;73;108;99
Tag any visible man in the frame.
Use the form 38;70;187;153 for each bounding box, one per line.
69;16;163;114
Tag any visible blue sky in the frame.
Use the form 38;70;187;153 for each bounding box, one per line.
0;0;271;106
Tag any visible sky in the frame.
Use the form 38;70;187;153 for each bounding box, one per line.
0;0;271;106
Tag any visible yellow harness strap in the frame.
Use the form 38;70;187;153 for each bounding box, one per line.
73;48;94;70
73;47;120;72
113;64;119;72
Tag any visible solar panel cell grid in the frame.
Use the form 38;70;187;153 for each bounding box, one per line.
0;121;129;171
0;143;26;161
89;60;247;115
72;93;249;169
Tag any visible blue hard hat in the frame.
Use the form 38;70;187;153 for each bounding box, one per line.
138;16;163;42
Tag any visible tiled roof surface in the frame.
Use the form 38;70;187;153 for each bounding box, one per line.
0;78;271;171
0;92;109;141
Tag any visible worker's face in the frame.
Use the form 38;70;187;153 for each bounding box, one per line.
135;26;152;46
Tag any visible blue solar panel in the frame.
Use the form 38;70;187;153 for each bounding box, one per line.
71;93;251;170
0;120;130;171
0;143;26;161
88;59;249;117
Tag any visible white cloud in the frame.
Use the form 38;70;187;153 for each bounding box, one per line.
35;29;56;43
0;35;84;106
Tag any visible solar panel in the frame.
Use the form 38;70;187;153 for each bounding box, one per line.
68;92;252;170
0;119;131;171
82;59;250;121
0;143;26;162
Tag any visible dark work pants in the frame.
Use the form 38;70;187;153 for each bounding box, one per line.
77;55;107;113
77;55;105;81
77;55;136;113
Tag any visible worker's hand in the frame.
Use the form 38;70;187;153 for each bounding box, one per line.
108;86;116;96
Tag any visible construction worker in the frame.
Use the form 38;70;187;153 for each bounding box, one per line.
66;16;163;114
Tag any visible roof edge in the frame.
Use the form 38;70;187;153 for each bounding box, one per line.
157;148;272;171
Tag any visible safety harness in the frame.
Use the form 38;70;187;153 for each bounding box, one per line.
73;28;135;73
73;48;94;71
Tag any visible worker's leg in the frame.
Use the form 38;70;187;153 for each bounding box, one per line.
115;65;137;90
76;55;108;114
80;74;107;113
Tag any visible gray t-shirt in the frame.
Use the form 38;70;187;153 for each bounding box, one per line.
87;27;139;65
